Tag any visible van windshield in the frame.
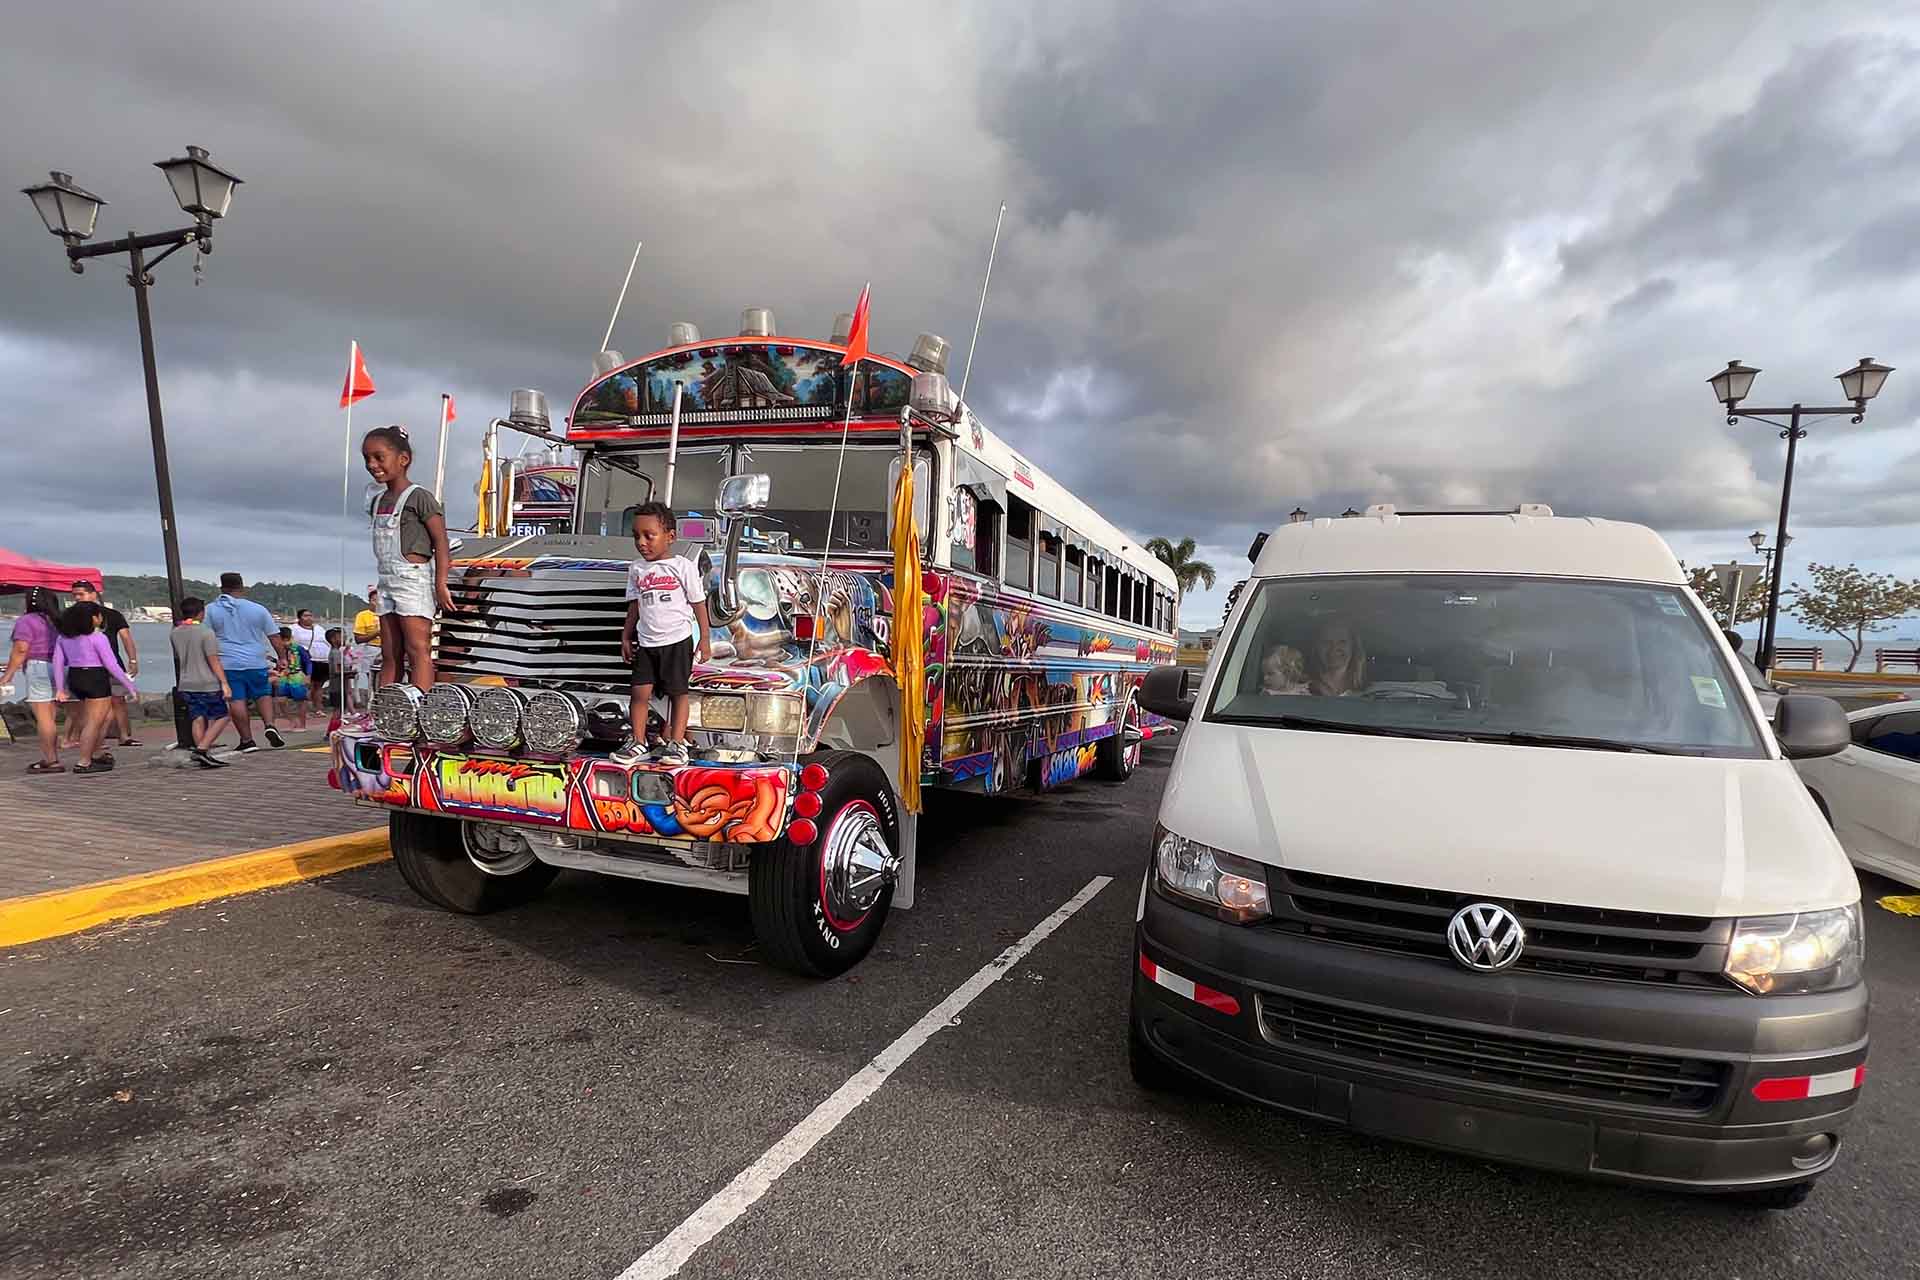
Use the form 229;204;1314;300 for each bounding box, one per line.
1205;575;1766;758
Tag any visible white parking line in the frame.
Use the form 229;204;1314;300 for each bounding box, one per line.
616;874;1115;1280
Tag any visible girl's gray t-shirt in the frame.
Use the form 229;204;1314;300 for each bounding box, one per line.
171;623;223;692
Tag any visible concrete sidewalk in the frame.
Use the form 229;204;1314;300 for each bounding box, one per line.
0;727;377;900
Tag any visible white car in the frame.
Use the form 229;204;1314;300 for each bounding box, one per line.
1796;702;1920;886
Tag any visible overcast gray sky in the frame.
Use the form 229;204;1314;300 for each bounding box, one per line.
4;1;1916;633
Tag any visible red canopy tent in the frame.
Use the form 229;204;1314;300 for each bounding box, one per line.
0;546;103;595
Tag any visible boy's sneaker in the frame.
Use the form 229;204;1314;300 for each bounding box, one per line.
610;737;648;766
192;749;230;770
263;727;286;749
235;740;262;754
660;739;690;765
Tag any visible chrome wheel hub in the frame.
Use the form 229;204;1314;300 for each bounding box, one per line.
821;805;892;923
462;822;538;877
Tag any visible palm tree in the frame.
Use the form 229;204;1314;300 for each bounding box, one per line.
1145;537;1217;597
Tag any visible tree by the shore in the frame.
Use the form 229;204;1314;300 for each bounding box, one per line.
1682;563;1772;626
1786;562;1920;671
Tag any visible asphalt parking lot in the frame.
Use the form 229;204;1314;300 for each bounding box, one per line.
3;745;1916;1280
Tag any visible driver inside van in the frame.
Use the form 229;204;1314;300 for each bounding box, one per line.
1307;621;1368;696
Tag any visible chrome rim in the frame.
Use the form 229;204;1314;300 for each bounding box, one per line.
1123;700;1142;769
820;802;891;927
462;822;538;877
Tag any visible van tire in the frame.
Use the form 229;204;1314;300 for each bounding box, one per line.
1730;1181;1814;1211
749;752;896;978
389;812;557;914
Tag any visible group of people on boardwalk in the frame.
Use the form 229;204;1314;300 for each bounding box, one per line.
6;421;456;774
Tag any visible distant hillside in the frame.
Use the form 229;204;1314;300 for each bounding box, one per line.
100;575;367;617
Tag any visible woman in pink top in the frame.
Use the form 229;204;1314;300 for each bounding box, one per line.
0;588;64;773
53;603;138;775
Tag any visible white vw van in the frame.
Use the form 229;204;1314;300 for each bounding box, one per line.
1134;506;1866;1208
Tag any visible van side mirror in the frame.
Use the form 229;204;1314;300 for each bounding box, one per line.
1773;694;1850;760
1140;665;1197;722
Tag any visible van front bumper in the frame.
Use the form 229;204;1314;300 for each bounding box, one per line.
1133;888;1868;1192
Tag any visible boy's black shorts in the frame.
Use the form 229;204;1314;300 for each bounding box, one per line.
630;638;694;696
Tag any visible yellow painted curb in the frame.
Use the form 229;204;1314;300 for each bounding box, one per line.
1768;669;1920;686
0;827;391;948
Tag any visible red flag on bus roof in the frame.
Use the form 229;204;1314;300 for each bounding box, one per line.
839;284;870;369
339;340;376;409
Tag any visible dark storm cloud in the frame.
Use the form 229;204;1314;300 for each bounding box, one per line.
3;1;1916;626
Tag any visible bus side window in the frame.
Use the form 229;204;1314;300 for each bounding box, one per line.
1005;496;1034;592
1064;542;1084;606
1037;520;1062;598
951;488;999;576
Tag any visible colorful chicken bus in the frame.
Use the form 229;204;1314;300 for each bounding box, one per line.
330;309;1180;976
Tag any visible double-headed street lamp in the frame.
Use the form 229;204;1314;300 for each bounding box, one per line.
22;147;243;613
1710;357;1893;669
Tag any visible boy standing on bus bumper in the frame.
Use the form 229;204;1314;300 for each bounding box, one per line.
615;502;712;766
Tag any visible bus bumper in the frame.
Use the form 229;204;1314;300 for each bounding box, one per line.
330;731;797;846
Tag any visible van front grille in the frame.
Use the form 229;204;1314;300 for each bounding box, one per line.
1267;868;1734;988
1258;993;1725;1112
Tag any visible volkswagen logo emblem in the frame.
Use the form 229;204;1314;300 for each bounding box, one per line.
1446;902;1525;972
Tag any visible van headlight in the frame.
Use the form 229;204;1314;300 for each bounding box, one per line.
1724;904;1864;995
1154;826;1271;924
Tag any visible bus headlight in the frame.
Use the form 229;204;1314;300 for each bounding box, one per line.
371;684;425;742
1154;826;1270;924
471;687;528;751
418;683;475;746
1725;904;1863;994
523;689;585;756
747;692;804;737
690;693;747;732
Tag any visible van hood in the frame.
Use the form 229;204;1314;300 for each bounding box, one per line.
1160;720;1859;919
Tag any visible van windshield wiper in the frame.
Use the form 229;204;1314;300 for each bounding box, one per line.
1237;714;1463;742
1471;730;1702;756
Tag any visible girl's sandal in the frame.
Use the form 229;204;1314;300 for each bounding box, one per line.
73;761;112;775
27;761;66;774
119;738;143;747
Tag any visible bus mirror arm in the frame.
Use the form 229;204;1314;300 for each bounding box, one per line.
709;514;749;627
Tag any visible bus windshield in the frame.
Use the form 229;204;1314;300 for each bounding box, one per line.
1205;574;1767;758
577;443;928;552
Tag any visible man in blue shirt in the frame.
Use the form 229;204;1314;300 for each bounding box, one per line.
205;572;291;752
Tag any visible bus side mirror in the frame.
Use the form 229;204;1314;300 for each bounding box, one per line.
1247;531;1269;562
1774;694;1849;760
1140;665;1196;722
717;473;771;517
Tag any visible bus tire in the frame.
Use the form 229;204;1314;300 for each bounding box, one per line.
750;752;896;978
389;811;557;914
1096;697;1141;782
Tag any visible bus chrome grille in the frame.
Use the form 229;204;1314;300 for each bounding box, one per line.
438;566;631;692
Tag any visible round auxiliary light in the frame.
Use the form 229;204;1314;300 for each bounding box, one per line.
419;682;476;745
371;683;426;742
523;689;586;756
471;687;528;752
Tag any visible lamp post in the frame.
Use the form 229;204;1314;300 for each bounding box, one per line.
21;148;243;614
1710;357;1892;669
1746;529;1793;660
1288;506;1309;524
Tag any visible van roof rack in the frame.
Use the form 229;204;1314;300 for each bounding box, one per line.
1362;503;1553;518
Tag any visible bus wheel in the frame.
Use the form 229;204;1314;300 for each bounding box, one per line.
1097;698;1142;781
389;812;557;914
750;752;897;978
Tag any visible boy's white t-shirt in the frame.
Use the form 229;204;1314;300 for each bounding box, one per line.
626;555;706;647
